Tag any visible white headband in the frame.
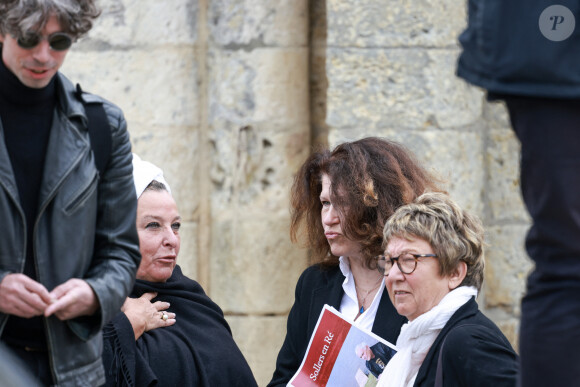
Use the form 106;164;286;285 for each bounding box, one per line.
132;153;171;198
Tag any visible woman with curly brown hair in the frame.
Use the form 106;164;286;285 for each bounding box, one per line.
268;137;443;386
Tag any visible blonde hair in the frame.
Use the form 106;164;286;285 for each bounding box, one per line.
382;192;485;291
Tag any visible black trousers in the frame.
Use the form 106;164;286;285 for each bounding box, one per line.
4;343;52;385
505;96;580;387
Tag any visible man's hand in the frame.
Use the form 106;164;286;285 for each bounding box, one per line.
0;274;53;317
44;279;100;320
121;292;175;340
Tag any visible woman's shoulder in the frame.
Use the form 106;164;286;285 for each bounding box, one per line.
449;299;507;334
438;313;518;386
167;265;206;291
444;322;498;346
433;299;515;359
415;300;517;386
160;266;227;316
303;262;341;276
297;263;342;286
443;308;515;352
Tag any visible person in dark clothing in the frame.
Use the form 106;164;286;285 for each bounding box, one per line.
457;2;580;386
102;155;258;387
0;1;140;385
0;343;40;386
268;137;443;386
355;341;396;379
376;192;518;387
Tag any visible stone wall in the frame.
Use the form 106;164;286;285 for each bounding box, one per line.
61;0;531;385
320;0;533;352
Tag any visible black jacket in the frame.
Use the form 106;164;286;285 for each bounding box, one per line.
0;71;140;386
457;0;580;98
268;264;406;386
414;298;518;387
102;265;257;387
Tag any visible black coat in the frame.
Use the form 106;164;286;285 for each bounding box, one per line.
414;298;518;387
268;264;406;386
102;265;257;387
457;0;580;98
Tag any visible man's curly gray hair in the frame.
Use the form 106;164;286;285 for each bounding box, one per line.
0;0;100;39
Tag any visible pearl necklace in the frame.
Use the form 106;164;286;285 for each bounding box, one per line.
355;276;384;314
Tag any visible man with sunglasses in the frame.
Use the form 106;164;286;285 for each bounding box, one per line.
0;1;140;385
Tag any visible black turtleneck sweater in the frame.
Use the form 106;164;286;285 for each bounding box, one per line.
0;50;56;349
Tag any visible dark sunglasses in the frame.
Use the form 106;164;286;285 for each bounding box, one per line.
17;32;73;51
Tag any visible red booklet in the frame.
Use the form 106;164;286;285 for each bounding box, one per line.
289;305;397;387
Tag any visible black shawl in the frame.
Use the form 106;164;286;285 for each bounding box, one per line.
102;265;258;387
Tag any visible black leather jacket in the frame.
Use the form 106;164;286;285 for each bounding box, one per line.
0;72;140;386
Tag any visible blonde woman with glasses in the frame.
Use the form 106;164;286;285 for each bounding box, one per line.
376;192;518;387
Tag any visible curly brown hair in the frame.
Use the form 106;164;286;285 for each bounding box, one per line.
290;137;444;268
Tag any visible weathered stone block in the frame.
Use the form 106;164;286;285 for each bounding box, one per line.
252;49;310;124
207;122;309;313
326;48;483;130
485;225;533;314
209;0;308;47
227;315;288;387
209;48;309;126
211;215;308;314
310;45;329;135
131;125;199;219
486;129;530;223
424;50;484;128
62;47;199;128
177;221;199;281
208;121;309;204
88;0;198;45
483;99;511;129
208;50;257;125
327;0;467;48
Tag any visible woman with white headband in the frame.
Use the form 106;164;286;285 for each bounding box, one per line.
101;154;257;387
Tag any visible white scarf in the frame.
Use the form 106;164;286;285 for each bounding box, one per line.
377;286;478;387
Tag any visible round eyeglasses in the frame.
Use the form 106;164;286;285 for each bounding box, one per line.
16;32;73;51
375;252;438;275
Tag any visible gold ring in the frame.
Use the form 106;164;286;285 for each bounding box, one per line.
162;312;168;321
